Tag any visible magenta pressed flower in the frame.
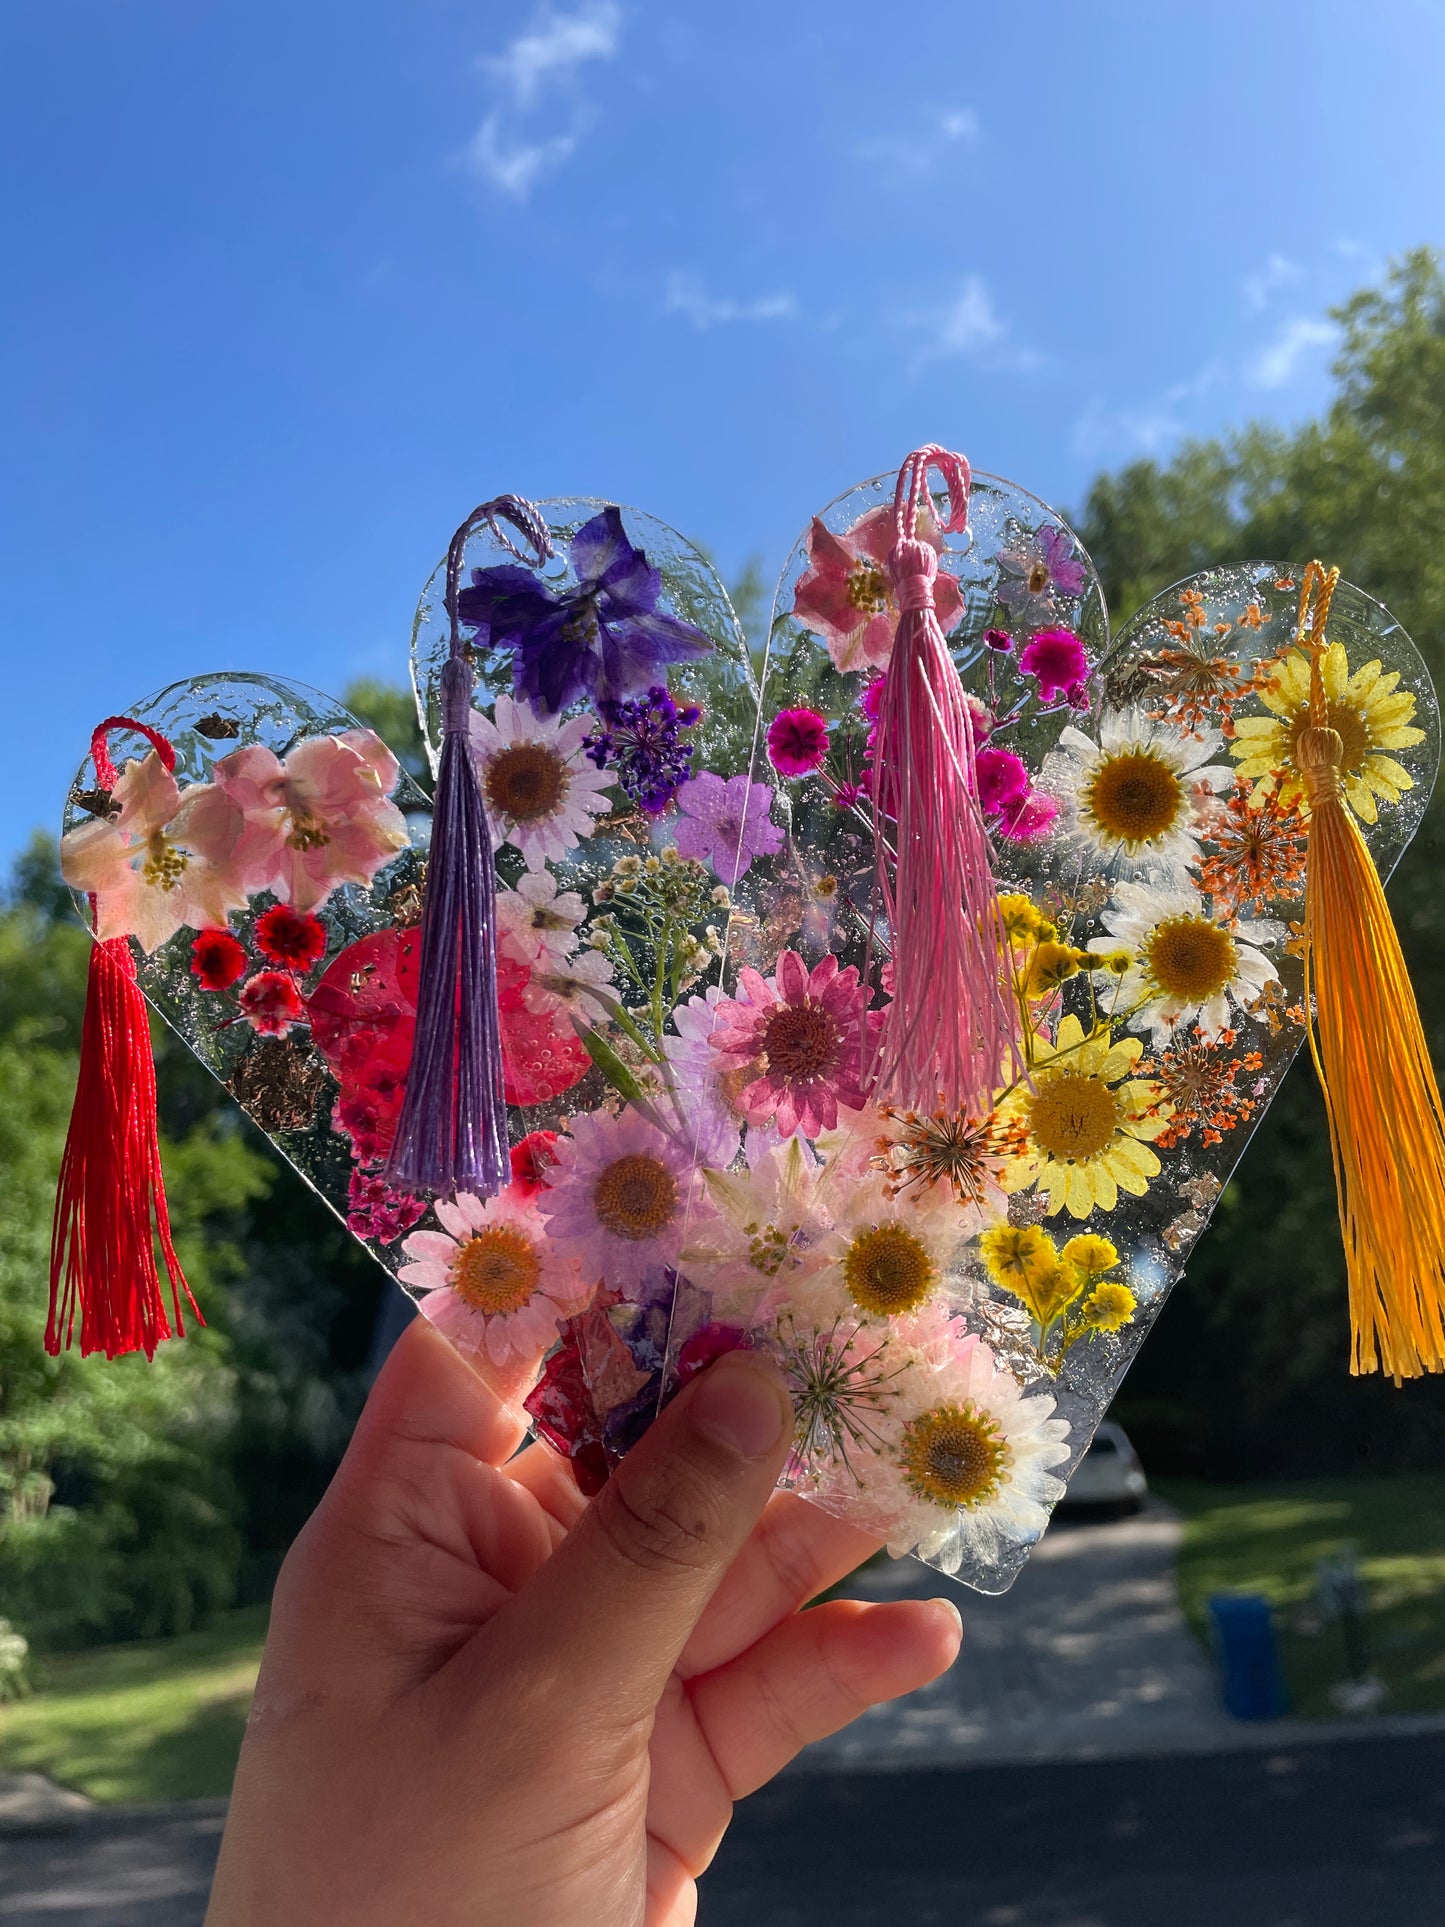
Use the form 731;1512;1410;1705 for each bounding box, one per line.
984;627;1014;652
767;707;830;778
708;949;874;1137
975;746;1030;815
672;771;783;882
997;788;1061;842
1018;628;1090;706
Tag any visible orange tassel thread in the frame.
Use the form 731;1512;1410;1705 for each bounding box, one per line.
1293;562;1445;1381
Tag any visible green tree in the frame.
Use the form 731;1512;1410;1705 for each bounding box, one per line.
1079;251;1445;1475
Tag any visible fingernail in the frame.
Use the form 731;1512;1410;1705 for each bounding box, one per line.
689;1354;791;1460
931;1597;964;1645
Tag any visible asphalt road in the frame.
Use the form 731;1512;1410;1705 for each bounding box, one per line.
2;1735;1443;1925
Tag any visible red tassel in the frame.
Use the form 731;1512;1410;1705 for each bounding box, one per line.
48;718;199;1360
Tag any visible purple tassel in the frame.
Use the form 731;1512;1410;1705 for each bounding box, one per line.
386;655;509;1198
387;495;552;1200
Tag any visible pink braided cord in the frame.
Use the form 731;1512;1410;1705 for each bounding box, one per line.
870;446;1022;1114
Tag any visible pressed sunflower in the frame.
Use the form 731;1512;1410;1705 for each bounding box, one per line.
1231;639;1425;825
999;1014;1170;1219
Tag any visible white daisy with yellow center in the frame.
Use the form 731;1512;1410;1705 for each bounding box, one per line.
1231;638;1426;826
1088;878;1281;1047
399;1188;588;1366
469;693;612;870
999;1014;1171;1219
1042;708;1232;874
801;1170;961;1328
846;1332;1071;1572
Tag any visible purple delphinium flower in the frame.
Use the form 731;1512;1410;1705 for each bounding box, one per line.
1018;627;1091;706
766;707;830;778
457;506;713;715
672;771;784;882
583;684;701;815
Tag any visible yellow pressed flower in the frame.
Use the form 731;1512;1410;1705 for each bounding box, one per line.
1060;1233;1119;1283
1232;639;1426;826
979;1223;1057;1294
1028;1261;1086;1324
1096;948;1133;975
1080;1281;1137;1333
999;1014;1171;1219
1021;941;1088;1000
997;892;1045;942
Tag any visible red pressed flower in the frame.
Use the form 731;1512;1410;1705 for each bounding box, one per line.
190;928;246;991
1018;627;1090;704
510;1130;560;1199
238;969;307;1037
255;903;327;971
766;706;830;777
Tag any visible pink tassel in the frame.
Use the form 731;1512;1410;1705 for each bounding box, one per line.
870;446;1022;1114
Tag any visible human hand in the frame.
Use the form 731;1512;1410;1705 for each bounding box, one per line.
206;1318;960;1926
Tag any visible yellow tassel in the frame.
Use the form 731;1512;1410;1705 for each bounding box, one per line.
1293;562;1445;1381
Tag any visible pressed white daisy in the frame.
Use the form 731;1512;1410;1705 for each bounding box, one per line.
539;1105;711;1297
851;1332;1071;1571
522;945;616;1018
1041;707;1232;875
1088;878;1281;1047
802;1170;961;1328
469;694;612;870
496;868;585;965
397;1189;587;1367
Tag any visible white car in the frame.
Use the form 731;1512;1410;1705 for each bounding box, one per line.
1062;1421;1148;1515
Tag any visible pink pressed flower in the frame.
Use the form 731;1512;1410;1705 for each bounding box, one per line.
60;750;253;954
833;781;866;811
399;1187;587;1366
984;627;1014;652
792;506;963;674
962;693;995;742
673;771;784;882
538;1106;710;1298
212;729;408;913
766;707;830;778
860;673;887;725
347;1165;425;1245
1018;628;1090;706
709;949;875;1138
997;788;1061;843
975;746;1030;815
238;969;306;1036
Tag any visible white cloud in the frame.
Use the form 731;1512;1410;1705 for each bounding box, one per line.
468;116;579;198
1242;253;1301;313
1248;316;1337;389
467;4;621;199
904;276;1041;372
481;3;622;106
856;106;981;177
664;273;797;331
1070;398;1184;463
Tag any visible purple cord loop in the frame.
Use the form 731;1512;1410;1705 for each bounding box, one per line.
445;494;554;660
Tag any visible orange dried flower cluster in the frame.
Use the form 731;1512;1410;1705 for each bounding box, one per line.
1195;780;1309;916
1144;1032;1265;1150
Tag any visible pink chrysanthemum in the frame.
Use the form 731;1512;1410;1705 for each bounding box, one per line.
538;1106;709;1297
398;1186;587;1365
766;707;830;778
709;949;875;1138
1018;628;1090;706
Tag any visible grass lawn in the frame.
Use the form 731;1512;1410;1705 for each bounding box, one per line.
1159;1473;1445;1719
0;1605;268;1804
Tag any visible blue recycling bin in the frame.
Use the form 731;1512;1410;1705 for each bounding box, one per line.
1208;1592;1288;1720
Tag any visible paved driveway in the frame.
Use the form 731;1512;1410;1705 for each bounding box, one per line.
813;1501;1236;1770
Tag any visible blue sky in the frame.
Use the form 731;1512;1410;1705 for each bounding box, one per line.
4;0;1444;867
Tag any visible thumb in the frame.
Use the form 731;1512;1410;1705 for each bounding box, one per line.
486;1350;793;1732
